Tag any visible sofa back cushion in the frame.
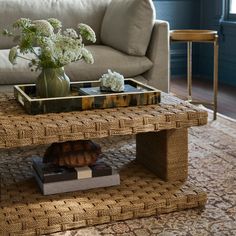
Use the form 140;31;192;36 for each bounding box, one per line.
0;0;111;49
101;0;155;56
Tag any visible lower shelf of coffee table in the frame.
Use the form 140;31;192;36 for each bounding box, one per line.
1;147;207;235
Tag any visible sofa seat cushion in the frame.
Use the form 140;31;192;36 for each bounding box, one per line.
0;45;152;85
66;45;153;82
101;0;155;56
0;49;40;85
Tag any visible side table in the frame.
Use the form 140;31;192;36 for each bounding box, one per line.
170;30;219;120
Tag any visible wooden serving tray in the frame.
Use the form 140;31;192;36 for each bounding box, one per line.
14;79;161;115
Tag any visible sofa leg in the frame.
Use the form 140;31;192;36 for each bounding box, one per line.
136;128;188;181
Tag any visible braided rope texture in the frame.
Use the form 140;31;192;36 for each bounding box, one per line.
0;93;207;148
0;138;207;235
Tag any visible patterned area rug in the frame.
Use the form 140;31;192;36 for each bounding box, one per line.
51;111;236;236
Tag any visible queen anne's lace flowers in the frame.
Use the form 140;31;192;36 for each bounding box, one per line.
78;23;96;43
32;20;54;37
63;28;78;39
47;18;62;30
8;46;18;65
13;18;31;29
81;48;94;64
3;18;96;70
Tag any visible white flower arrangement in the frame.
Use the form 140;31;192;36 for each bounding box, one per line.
100;69;125;92
3;18;96;70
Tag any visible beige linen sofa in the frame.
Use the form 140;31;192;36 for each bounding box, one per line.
0;0;170;92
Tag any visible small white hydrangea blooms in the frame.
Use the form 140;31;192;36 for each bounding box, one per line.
100;70;125;92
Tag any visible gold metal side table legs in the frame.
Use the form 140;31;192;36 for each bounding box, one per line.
186;36;219;120
213;37;219;120
170;30;219;120
187;41;192;102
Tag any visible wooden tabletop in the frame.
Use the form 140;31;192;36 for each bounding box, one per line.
170;29;218;41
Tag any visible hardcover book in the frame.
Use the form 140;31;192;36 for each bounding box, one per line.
79;84;142;95
32;157;113;183
90;159;113;177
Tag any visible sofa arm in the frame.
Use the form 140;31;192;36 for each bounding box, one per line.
143;20;170;93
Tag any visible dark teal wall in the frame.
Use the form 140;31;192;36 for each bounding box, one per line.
153;0;201;29
218;22;236;86
153;0;201;78
200;0;236;86
154;0;236;87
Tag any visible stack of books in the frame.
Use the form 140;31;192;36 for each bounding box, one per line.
32;157;120;195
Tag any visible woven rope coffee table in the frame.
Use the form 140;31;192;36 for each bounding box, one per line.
0;92;208;235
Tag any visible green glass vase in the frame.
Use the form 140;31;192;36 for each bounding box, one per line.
36;67;70;98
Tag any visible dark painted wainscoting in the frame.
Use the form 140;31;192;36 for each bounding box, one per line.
153;0;236;87
200;0;236;86
153;0;201;79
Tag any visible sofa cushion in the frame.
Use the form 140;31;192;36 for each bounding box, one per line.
67;45;153;82
0;45;153;85
101;0;155;56
0;49;40;85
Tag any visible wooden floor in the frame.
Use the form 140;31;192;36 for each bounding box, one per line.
170;77;236;119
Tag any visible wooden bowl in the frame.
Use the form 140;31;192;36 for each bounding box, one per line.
170;30;217;41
